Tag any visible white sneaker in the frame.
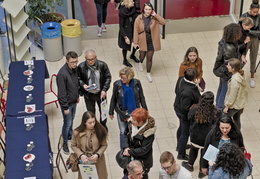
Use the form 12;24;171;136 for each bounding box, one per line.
97;28;102;37
138;63;144;72
101;24;106;32
249;78;256;88
146;73;153;83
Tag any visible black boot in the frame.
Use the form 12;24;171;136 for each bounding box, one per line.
123;59;133;67
130;55;140;63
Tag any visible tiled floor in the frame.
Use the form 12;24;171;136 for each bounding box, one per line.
31;17;260;179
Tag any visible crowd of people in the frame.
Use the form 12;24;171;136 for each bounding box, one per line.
54;0;259;178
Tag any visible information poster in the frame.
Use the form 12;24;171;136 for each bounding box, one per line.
79;164;98;179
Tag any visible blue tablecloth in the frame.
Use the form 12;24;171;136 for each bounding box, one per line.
5;114;52;179
6;60;49;116
5;60;52;179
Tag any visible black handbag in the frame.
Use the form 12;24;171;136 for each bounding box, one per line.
116;149;131;169
115;106;130;122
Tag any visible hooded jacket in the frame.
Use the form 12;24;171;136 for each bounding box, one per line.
224;72;248;110
122;116;156;171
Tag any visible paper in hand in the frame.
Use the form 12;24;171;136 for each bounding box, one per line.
203;144;219;162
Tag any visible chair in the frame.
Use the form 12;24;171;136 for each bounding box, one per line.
0;158;5;179
0;122;5;147
53;135;68;179
0;84;7;122
0;70;8;90
45;74;59;108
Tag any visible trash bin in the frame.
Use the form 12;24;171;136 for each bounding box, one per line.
41;22;63;62
61;19;82;56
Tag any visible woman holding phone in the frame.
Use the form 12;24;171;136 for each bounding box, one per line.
133;2;166;83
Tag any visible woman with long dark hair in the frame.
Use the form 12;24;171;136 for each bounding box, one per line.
179;46;205;91
201;115;245;175
133;2;166;82
213;23;242;110
182;91;221;178
208;143;252;179
224;58;248;130
71;111;108;179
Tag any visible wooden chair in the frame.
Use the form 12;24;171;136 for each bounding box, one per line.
53;135;68;179
44;74;59;108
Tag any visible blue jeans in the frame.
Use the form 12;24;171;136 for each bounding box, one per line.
117;114;128;149
61;103;77;143
95;3;108;27
216;78;229;110
176;112;190;156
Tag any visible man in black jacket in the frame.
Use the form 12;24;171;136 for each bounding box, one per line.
78;49;112;130
174;68;201;160
57;51;80;155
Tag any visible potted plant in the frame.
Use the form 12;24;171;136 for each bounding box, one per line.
27;0;65;24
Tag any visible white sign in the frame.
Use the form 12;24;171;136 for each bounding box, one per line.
101;99;108;122
24;60;34;66
79;164;98;179
24;117;35;124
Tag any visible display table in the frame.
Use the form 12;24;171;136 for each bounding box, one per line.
5;60;52;178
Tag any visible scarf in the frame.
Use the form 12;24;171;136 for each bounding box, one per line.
122;80;136;113
131;119;148;139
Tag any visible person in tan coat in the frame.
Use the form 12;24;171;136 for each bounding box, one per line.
224;58;248;130
133;2;166;83
71;111;108;179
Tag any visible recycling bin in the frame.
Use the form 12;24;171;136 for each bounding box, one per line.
41;22;63;61
61;19;82;56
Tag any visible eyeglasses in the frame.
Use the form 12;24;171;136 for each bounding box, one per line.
69;60;78;64
162;164;173;171
85;57;96;62
131;170;144;176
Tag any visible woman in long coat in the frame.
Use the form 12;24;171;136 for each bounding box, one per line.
71;111;108;179
133;2;166;82
118;0;140;67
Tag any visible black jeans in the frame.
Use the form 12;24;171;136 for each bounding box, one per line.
176;112;190;156
188;144;204;171
95;2;108;27
84;93;107;130
226;108;241;130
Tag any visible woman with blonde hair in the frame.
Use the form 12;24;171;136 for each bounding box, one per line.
241;0;260;87
109;67;147;149
71;111;108;179
238;17;254;64
224;58;248;130
118;0;140;67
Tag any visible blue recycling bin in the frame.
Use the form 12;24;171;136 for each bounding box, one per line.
41;22;63;61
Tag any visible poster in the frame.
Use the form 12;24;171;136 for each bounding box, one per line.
101;99;108;122
79;164;98;179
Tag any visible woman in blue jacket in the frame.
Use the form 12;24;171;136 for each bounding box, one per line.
208;143;252;179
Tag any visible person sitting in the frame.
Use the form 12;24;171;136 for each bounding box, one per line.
122;160;144;179
159;151;192;179
208;143;252;179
